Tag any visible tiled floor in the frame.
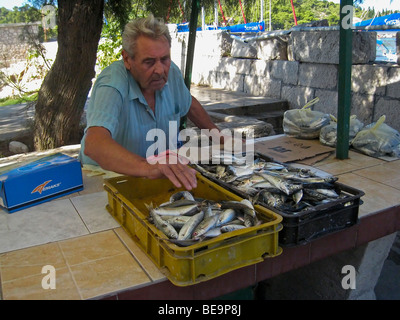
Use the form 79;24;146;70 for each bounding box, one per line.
0;147;399;299
315;151;400;217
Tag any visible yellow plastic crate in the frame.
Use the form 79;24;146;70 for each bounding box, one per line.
104;173;283;286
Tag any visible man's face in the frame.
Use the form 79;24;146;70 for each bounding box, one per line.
123;35;171;93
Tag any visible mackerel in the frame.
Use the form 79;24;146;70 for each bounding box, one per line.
169;191;195;202
192;215;219;239
147;202;199;216
221;224;246;233
178;211;205;240
216;208;236;227
148;207;178;239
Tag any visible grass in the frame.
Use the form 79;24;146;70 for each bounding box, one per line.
0;92;38;107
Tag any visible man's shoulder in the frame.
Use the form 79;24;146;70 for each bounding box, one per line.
98;60;127;81
94;60;129;95
169;61;183;76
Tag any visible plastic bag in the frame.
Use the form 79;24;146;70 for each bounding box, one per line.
283;97;330;139
351;115;400;158
319;115;364;147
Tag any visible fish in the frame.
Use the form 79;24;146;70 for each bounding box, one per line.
257;172;296;195
146;201;199;216
146;192;264;243
159;199;198;208
148;205;178;239
259;190;286;208
221;224;246;233
203;227;222;238
169;191;195;202
195;157;344;215
178;211;205;240
192;214;219;239
216;208;237;227
165;215;192;228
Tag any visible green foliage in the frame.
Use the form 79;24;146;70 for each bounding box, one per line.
97;19;123;71
0;4;41;24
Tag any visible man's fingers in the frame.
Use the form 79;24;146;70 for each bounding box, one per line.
158;163;197;190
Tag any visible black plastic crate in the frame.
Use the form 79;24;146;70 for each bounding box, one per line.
267;182;363;246
194;161;364;246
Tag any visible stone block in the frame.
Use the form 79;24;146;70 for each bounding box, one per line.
352;65;388;96
281;85;314;109
215;57;253;75
244;75;281;98
230;38;257;59
314;89;338;116
255;35;289;61
270;60;299;85
387;67;400;99
250;59;271;77
298;63;338;89
373;97;400;132
351;93;374;125
290;30;376;64
211;71;244;92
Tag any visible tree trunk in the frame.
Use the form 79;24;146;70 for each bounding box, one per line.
33;0;104;150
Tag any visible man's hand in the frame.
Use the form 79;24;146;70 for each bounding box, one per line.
147;150;197;190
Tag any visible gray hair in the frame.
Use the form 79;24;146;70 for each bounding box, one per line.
122;14;171;58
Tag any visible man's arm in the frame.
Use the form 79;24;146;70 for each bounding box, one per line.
83;126;197;190
187;96;243;148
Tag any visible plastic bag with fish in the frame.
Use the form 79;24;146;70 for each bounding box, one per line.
320;115;364;147
351;115;400;158
283;98;330;139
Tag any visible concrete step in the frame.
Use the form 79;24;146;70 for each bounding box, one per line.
187;85;289;137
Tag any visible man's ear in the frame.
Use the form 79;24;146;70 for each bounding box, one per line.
121;49;131;70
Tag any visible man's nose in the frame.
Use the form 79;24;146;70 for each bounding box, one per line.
153;60;164;74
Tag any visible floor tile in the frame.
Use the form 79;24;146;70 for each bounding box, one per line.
0;198;89;254
353;163;400;185
2;266;81;300
0;242;65;282
70;191;119;233
114;227;166;282
0;242;81;300
315;159;360;175
343;150;385;168
337;173;400;217
70;252;151;300
58;230;128;265
58;230;152;299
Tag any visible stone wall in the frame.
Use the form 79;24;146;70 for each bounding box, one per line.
0;22;41;66
170;28;400;132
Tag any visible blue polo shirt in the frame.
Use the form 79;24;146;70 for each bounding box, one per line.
79;60;192;165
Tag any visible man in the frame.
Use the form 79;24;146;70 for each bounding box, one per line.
79;14;223;190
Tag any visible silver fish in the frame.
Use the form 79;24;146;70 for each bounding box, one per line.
259;190;285;208
148;207;178;239
169;191;195;202
192;214;219;239
216;208;236;227
221;224;246;233
165;215;192;228
257;172;293;195
178;211;205;240
147;202;199;216
203;227;222;238
292;189;303;204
